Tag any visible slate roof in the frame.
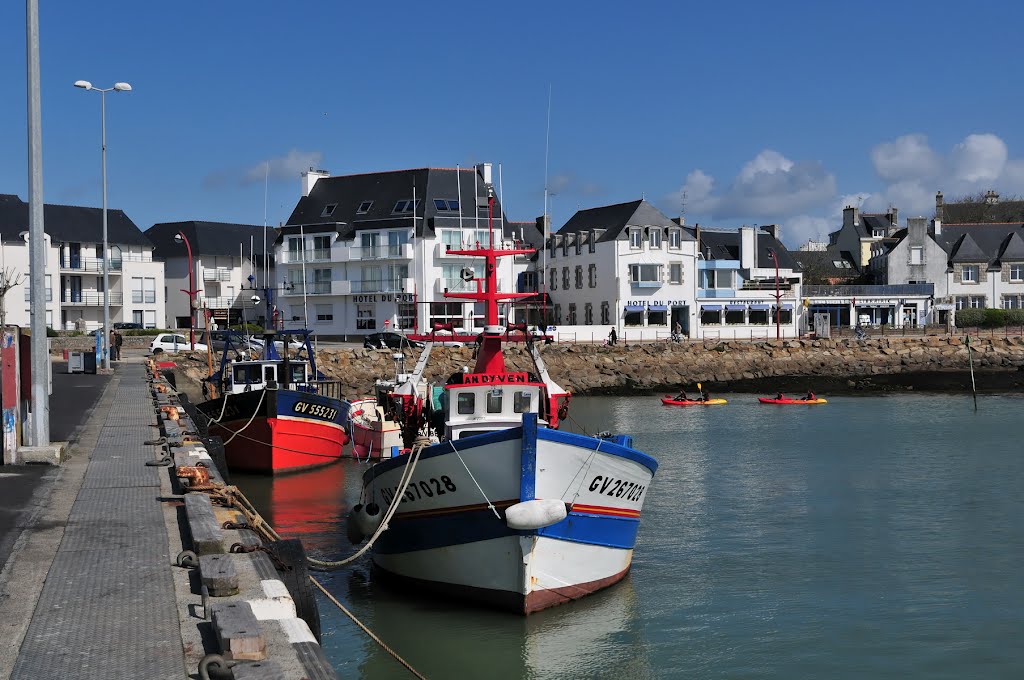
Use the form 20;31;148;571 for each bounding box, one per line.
932;223;1024;268
146;221;274;260
686;226;799;271
281;167;517;242
556;200;685;242
862;214;894;236
790;248;860;283
941;200;1024;224
0;193;151;246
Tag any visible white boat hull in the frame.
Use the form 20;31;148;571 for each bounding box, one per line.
360;414;656;614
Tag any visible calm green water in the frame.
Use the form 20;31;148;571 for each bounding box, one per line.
237;393;1024;679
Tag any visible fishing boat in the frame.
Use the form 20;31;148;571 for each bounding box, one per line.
348;352;423;460
196;328;350;474
758;396;828;405
660;396;727;406
347;188;658;615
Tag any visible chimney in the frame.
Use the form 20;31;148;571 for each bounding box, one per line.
888;207;899;228
476;162;493;186
302;168;329;197
984;189;999;205
694;224;701;258
672;216;685;226
935;191;944;222
761;224;780;241
843;205;860;229
907;217;927;244
740;226;755;270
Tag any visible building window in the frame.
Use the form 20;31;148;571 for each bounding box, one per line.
562;268;570;289
549;268;557;291
669;229;681;249
356;200;373;214
776;307;793;324
629;264;661;284
131;277;143;304
629;229;642;249
290;304;304;322
575;266;583;289
649;228;661;249
356;304;376;330
144;310;156;329
312;268;332;294
588;264;597;288
321;203;337;217
288;237;304;261
398;303;417;330
669;263;683;284
144;278;156;303
909;247;923;265
1003;294;1024;309
703;270;732;289
568;304;577;325
1010;263;1023;281
955;296;985;310
315;304;333;322
312;235;331;259
433;199;450;211
392;199;420;214
601;301;610;325
749;308;769;325
624;309;643;326
584;302;593;325
961;264;979;283
648;309;667;326
589;235;596;254
701;308;722;325
553;304;562;325
132;310;143;325
429;302;463;329
725;307;745;325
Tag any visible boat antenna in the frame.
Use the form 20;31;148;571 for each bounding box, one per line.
300;222;308;329
263;161;269;288
542;83;552;329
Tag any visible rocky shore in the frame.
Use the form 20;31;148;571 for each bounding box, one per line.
167;335;1024;398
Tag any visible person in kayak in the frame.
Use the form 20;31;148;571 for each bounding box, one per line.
805;391;815;400
674;388;690;401
701;389;711;402
775;392;785;400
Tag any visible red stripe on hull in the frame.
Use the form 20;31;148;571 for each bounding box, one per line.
210;416;346;474
372;564;631;615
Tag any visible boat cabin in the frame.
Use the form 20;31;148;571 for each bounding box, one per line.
228;359;310;395
444;375;545;440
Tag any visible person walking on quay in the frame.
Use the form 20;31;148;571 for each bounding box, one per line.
114;330;123;361
109;329;118;361
673;321;683;342
608;327;618;346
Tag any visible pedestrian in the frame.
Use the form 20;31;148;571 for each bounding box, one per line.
608;327;617;346
109;329;118;361
114;330;123;361
673;321;683;342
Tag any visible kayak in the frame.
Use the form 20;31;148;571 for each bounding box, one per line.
661;396;728;406
758;397;827;405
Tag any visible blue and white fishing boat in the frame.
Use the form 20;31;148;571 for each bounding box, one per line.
347;189;657;614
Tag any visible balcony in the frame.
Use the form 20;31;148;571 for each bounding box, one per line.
202;268;232;282
350;243;413;261
630;280;663;289
350;278;414;294
59;256;122;274
282;248;336;264
803;284;934;297
281;280;351;296
741;279;795;291
61;292;124;307
200;296;235;309
24;289;53;302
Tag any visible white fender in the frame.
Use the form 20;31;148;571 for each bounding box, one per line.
505;499;567;530
353;502;384;537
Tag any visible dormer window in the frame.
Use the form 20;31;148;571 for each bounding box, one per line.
432;199;460;211
669;229;681;249
356;201;373;214
649;228;662;249
629;229;642;249
961;264;979;283
392;199;420;214
872;228;886;238
321;203;337;217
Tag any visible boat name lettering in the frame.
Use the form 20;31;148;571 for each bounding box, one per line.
292;402;338;420
462;372;529;385
353;293;415;304
587;475;646;502
380;476;457;505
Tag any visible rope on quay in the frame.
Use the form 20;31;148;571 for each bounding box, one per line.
310;576;428;680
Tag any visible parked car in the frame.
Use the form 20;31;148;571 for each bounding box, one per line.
113;322;143;330
150;333;208;354
363;332;425;350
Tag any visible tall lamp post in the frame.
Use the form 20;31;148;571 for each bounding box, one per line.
766;247;781;339
174;232;197;349
74;79;131;370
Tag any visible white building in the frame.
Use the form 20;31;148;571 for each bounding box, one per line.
545;200;698;342
274;164;538;337
0;193;164;331
146;221;273;330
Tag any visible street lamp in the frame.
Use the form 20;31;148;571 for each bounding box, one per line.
174;232;197;349
766;247;781;340
74;79;131;369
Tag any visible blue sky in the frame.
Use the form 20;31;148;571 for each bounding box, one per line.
3;0;1024;247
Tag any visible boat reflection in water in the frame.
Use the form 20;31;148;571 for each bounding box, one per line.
233;461;348;554
350;569;652;680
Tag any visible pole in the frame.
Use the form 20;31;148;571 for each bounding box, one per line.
177;231;195;349
769;248;781;340
966;334;978;411
100;89;111;368
27;0;50;446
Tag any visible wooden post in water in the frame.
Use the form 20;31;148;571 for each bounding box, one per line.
966;334;978;411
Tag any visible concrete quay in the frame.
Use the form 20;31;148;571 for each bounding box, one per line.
0;357;338;679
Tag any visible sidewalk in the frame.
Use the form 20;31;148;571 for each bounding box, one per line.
0;360;186;678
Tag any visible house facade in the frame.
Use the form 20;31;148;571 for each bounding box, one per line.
146;221;273;330
275;164;535;337
0;194;164;331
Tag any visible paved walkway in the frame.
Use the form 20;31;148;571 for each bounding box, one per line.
7;362;185;678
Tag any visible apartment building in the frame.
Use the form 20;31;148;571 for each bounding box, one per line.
0;193;163;330
146;221;273;329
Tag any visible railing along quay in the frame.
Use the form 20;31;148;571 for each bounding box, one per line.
146;360;338;680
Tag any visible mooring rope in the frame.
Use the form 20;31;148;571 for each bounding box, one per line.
220;390;266;445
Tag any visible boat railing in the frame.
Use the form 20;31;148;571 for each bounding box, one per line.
298;380;346;401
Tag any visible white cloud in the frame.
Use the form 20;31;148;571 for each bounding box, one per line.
870;134;942;182
785;215;833;247
948;133;1006;184
244;149;324;185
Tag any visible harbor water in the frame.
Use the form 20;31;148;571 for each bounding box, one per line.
236;393;1024;679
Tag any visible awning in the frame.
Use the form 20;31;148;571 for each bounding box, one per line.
701;305;722;311
773;303;793;310
749;304;771;310
725;304;746;311
648;305;667;312
624;305;644;312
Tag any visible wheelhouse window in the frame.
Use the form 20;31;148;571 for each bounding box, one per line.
513;390;532;413
961;264;979;283
457;392;476;415
486;389;503;413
